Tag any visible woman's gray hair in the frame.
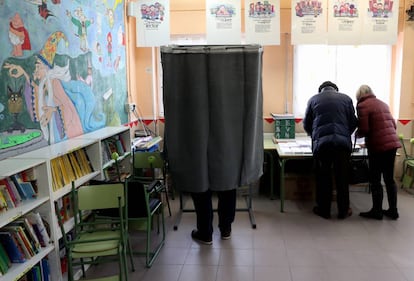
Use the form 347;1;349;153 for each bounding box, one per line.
356;85;373;101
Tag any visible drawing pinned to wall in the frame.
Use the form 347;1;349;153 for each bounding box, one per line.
0;0;128;160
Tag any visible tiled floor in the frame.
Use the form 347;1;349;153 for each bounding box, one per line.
86;185;414;281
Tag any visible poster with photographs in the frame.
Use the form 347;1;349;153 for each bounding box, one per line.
206;0;241;44
361;0;399;44
133;0;170;46
244;0;280;45
291;0;328;44
327;0;363;44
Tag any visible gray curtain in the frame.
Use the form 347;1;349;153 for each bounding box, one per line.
161;45;263;193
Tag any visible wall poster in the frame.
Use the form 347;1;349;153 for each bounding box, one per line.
291;0;328;44
327;0;363;44
361;0;399;44
0;0;128;160
130;0;170;47
206;0;242;44
245;0;280;45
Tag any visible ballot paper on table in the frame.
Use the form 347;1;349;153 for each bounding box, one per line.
278;141;312;154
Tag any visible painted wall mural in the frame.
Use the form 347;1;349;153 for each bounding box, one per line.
0;0;128;160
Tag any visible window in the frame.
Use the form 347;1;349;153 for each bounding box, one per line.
293;45;392;117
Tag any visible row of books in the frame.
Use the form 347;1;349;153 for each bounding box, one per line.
55;193;74;224
101;135;128;164
0;172;38;212
17;259;50;281
50;148;93;191
0;212;51;275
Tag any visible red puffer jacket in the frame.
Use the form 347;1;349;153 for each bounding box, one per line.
356;93;401;153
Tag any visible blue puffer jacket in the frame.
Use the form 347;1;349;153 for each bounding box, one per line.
303;86;358;155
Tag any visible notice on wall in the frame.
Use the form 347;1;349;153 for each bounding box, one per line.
291;0;328;44
244;0;280;45
206;0;242;44
361;0;399;44
131;0;170;47
327;0;363;44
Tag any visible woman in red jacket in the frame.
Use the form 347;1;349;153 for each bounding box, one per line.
356;85;401;220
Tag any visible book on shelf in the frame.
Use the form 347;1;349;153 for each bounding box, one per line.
62;194;73;221
0;179;19;207
50;158;63;191
62;154;76;184
68;152;82;179
0;231;26;263
0;191;7;211
10;174;28;200
13;218;41;253
0;242;10;275
19;182;37;199
79;148;93;174
25;212;51;247
3;226;34;259
0;185;15;209
41;258;50;281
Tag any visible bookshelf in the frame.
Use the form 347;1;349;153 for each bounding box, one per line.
0;158;55;281
77;126;132;181
0;126;131;281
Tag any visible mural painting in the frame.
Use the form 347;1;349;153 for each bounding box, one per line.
0;0;128;160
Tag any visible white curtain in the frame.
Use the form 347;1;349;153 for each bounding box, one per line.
293;45;392;117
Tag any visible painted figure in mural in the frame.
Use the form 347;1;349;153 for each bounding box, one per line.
4;31;105;144
7;85;25;133
67;7;93;52
104;0;123;28
77;62;93;88
106;32;112;67
9;13;31;57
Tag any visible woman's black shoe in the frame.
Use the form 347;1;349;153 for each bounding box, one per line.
359;209;383;220
383;209;399;220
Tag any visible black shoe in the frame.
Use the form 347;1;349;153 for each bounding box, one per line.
359;209;383;220
383;209;399;220
191;230;212;245
338;208;353;219
313;206;331;219
220;229;231;240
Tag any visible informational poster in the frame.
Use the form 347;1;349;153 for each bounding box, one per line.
327;0;363;44
361;0;399;44
206;0;241;44
245;0;280;45
131;0;170;47
291;0;328;44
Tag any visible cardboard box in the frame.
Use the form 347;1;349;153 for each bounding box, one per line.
284;173;315;201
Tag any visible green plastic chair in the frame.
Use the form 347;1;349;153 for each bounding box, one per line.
132;151;172;216
399;135;414;189
126;178;165;268
56;182;129;281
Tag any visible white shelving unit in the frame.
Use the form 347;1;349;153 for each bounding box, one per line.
0;158;56;281
0;126;131;281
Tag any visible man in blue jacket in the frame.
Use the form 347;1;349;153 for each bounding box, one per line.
303;81;358;219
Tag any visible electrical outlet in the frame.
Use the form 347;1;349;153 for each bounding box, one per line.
124;103;136;112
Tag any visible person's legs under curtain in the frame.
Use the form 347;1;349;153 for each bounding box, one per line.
217;189;236;239
191;190;214;244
